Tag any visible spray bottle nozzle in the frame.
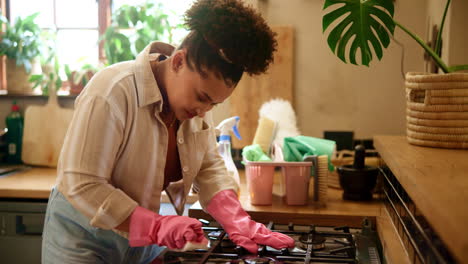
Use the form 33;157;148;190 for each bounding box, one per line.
216;116;242;141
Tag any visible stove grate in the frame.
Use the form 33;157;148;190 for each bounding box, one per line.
153;220;377;264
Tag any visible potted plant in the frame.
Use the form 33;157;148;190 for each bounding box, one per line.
322;0;468;149
0;12;43;94
100;1;180;65
28;55;62;96
64;63;97;95
28;29;66;96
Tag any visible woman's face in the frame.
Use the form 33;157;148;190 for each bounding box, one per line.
165;50;235;121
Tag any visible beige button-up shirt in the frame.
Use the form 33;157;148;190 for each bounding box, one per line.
56;41;239;231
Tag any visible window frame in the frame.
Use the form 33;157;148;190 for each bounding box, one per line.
0;0;112;92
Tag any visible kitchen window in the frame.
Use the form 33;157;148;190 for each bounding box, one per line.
9;0;100;70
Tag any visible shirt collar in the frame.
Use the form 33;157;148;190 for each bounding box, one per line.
134;41;175;109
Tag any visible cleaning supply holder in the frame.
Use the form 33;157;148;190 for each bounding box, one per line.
244;157;325;206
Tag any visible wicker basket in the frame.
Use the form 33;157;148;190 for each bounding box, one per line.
405;72;468;149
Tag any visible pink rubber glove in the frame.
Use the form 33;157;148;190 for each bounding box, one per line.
206;190;295;253
129;206;208;249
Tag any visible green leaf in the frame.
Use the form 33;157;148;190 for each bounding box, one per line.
81;77;87;87
135;38;147;53
32;82;41;89
129;6;139;26
102;0;175;65
22;12;40;25
28;74;43;82
322;0;395;66
64;64;71;78
370;19;390;48
0;15;9;24
116;10;130;28
55;78;62;91
326;15;353;53
322;4;352;32
42;86;49;96
435;0;451;55
448;64;468;72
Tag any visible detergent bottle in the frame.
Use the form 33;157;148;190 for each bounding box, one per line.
5;101;24;164
216;116;242;193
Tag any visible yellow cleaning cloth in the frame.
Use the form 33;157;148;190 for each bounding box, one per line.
252;117;276;154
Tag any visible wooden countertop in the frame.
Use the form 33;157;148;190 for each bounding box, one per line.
190;170;383;228
0;167;198;203
374;135;468;263
0;166;54;199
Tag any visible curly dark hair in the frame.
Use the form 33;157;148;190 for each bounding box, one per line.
179;0;277;86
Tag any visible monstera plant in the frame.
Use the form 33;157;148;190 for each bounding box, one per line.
322;0;468;73
323;0;468;149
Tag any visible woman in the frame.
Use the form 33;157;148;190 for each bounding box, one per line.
41;0;295;263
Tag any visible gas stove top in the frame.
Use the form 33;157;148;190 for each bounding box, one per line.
153;218;382;264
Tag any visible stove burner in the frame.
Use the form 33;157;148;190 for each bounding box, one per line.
298;233;326;250
243;256;273;264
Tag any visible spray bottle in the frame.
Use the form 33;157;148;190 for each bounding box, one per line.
216;116;242;193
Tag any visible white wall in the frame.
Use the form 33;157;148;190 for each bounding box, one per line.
447;0;468;69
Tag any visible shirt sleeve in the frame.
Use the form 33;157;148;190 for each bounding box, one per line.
57;95;137;229
193;112;240;208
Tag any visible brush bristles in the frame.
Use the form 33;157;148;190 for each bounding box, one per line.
317;155;328;204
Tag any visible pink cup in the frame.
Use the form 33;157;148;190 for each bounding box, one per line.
281;165;311;205
245;163;275;205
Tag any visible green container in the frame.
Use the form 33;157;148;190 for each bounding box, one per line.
5;101;24;164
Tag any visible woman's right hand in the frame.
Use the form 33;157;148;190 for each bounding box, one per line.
128;206;208;249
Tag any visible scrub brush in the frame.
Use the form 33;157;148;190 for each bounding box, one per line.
252;116;277;154
317;155;329;206
259;98;300;148
303;155;327;205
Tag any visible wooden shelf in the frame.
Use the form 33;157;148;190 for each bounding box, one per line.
0;90;78;99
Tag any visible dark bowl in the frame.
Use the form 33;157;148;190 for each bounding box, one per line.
337;165;379;201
